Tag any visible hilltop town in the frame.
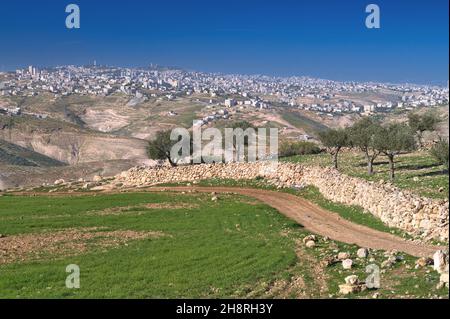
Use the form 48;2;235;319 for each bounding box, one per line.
1;65;448;122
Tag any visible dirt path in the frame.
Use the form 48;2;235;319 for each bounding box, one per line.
149;186;445;258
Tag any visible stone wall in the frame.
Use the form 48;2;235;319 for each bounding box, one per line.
115;162;449;242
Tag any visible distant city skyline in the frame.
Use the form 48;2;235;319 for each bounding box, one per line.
10;63;449;88
0;0;448;85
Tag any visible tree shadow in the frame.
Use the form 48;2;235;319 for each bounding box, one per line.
413;170;449;178
356;161;389;167
398;163;442;171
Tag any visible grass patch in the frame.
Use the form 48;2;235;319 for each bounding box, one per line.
0;192;303;298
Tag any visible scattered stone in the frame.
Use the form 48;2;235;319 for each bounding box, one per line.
372;292;380;299
338;283;366;295
339;284;358;295
321;256;339;267
211;196;219;202
305;240;316;248
440;273;449;284
338;252;351;260
415;257;433;268
302;235;316;244
381;257;396;269
433;250;449;274
54;179;65;186
342;259;353;270
82;183;93;190
357;248;369;258
436;282;445;290
345;275;359;285
92;175;103;182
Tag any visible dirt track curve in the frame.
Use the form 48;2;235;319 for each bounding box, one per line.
149;186;446;258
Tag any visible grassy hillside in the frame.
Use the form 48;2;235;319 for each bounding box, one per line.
281;111;328;134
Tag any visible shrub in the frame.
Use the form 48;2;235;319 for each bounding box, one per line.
430;140;449;172
279;141;321;157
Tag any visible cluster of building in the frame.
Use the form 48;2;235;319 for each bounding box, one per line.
0;65;448;118
193;109;230;127
0;105;48;119
0;106;21;116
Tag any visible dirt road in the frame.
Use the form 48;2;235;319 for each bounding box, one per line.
150;186;445;257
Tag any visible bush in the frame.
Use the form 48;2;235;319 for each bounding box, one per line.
279;141;321;157
430;140;449;172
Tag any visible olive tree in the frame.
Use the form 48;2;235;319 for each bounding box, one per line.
430;139;449;173
348;117;383;175
147;130;179;166
373;123;416;180
408;111;440;147
318;128;349;169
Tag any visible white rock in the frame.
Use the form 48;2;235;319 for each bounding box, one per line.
54;179;65;185
302;235;316;244
338;252;350;260
338;283;364;295
433;250;449;274
342;259;353;270
345;275;359;285
357;248;369;258
305;240;316;248
440;273;449;284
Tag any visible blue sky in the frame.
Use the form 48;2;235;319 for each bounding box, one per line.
0;0;448;84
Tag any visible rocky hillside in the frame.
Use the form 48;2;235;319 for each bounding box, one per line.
0;139;66;167
0;159;150;190
0;115;148;164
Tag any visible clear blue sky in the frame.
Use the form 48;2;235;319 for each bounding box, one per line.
0;0;448;84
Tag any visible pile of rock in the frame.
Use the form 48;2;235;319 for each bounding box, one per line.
339;275;367;295
112;161;449;242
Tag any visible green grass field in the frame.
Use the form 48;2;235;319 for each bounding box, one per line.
0;192;301;298
283;151;449;199
1;190;446;299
